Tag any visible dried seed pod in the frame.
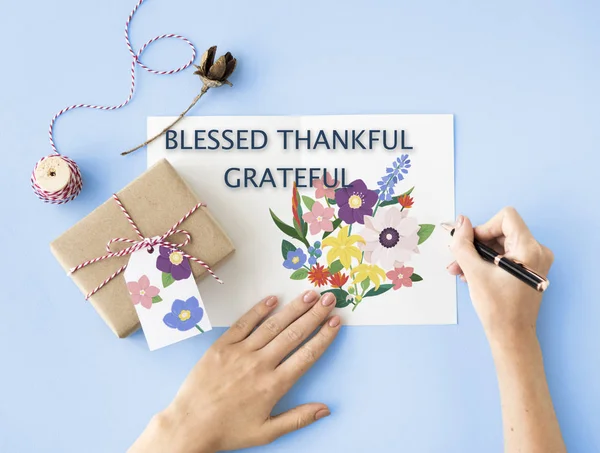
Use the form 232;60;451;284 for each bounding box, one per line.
194;46;237;87
122;45;238;156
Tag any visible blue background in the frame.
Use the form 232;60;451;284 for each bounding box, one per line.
1;0;598;451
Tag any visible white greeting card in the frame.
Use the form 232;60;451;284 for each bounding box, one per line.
147;114;456;326
124;246;212;350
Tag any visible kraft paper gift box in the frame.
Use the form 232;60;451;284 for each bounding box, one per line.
51;159;235;338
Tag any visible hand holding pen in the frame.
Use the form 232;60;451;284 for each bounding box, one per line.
445;207;554;343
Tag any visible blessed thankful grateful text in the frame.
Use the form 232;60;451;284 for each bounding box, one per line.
164;128;413;189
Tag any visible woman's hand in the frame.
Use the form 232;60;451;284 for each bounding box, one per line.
447;207;554;347
448;209;565;452
129;290;341;453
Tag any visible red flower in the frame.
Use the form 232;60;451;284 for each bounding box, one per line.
308;263;330;287
328;272;349;288
292;182;302;230
398;194;414;209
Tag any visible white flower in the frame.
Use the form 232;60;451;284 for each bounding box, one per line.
360;207;420;269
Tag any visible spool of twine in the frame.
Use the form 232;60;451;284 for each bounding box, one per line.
31;155;83;204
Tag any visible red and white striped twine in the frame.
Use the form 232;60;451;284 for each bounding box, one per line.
31;0;197;204
70;194;222;300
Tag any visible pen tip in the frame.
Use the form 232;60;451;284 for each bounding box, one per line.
440;222;455;232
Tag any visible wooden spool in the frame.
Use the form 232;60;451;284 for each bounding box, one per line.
33;156;72;193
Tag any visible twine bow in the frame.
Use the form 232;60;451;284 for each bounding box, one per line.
70;194;222;299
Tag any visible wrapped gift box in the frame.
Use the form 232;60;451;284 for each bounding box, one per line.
51;159;235;338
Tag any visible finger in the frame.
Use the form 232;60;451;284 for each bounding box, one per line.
218;295;279;345
474;207;533;243
263;293;337;362
276;315;341;386
449;215;488;278
245;290;320;350
446;261;463;276
264;403;330;442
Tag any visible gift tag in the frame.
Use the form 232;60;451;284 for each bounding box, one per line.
123;245;212;350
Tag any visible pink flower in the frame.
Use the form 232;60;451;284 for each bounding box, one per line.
126;275;160;309
313;171;340;200
302;201;335;235
386;265;414;290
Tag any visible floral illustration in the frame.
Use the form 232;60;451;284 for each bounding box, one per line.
283;248;307;270
302;201;335;235
387;265;418;290
361;207;420;269
163;296;205;332
314;171;340;199
156;246;192;287
126;275;161;309
322;226;364;269
335;179;378;225
270;154;435;311
308;263;330;287
398;193;414;209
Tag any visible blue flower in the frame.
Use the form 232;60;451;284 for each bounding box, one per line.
163;297;204;331
314;241;321;248
283;248;307;270
315;249;322;258
308;256;317;265
375;154;412;201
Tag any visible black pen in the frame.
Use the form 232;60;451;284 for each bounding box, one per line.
441;223;549;292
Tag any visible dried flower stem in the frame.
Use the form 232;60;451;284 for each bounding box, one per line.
121;85;210;156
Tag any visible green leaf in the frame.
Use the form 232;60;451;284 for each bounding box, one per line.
328;260;344;275
162;272;175;288
417;224;435;245
151;295;163;304
302;195;315;211
378;186;415;208
270;209;310;247
327;197;337;205
322;218;343;239
410;273;423;282
348;286;355;294
302;219;308;237
322;288;352;308
290;268;309;280
281;240;297;259
364;284;394;298
361;278;371;292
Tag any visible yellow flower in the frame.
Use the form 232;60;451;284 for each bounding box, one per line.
351;264;387;290
322;226;365;269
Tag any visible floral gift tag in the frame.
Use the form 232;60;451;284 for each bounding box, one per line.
123;245;212;350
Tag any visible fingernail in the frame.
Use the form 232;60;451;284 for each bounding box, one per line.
455;215;464;229
265;296;278;307
315;409;331;420
303;290;319;303
459;275;467;282
328;316;341;327
321;293;336;306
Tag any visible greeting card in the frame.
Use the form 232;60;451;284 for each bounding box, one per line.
147;114;456;326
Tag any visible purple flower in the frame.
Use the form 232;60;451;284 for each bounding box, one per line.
335;179;378;225
163;297;204;331
283;248;307;270
156;246;192;280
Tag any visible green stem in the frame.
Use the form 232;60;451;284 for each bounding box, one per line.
372;200;382;217
195;325;204;333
